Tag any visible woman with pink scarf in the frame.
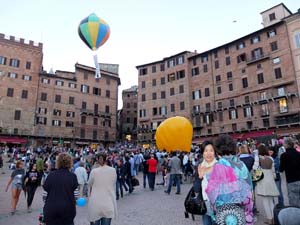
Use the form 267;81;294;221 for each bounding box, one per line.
206;135;254;225
197;141;218;225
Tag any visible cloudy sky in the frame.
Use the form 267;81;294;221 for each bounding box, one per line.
0;0;298;108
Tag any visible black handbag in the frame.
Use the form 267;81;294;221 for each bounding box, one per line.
184;186;207;220
132;177;140;187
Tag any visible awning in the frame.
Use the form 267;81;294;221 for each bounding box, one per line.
230;133;244;140
193;136;217;143
275;127;300;136
0;137;27;144
243;130;274;139
76;141;89;145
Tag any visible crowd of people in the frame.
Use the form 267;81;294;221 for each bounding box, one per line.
1;135;300;225
192;135;300;225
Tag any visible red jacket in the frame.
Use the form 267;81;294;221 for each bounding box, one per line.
147;158;157;173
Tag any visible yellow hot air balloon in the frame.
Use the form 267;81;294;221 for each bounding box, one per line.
155;116;193;152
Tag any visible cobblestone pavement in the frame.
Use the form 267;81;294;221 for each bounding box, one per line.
0;158;268;225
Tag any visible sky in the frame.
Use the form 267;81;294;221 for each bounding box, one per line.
0;0;299;109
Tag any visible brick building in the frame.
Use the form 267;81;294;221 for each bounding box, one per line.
137;51;196;142
0;33;43;144
35;63;120;146
120;85;138;141
137;3;300;143
0;33;120;147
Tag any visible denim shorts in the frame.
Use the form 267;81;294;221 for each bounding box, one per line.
12;183;23;190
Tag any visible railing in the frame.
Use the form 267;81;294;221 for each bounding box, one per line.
246;53;269;64
80;109;112;117
260;110;270;117
275;115;300;125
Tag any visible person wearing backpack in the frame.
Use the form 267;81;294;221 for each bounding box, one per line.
206;135;254;225
196;141;217;225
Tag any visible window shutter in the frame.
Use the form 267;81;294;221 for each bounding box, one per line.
251;107;253;116
87;86;90;93
17;60;20;67
244;108;247;117
229;111;232;120
236;109;239;119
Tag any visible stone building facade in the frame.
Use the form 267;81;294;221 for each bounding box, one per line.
0;33;120;146
35;64;120;146
120;85;138;141
137;3;300;143
0;33;43;144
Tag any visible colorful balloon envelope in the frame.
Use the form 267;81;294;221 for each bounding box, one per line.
78;13;110;51
155;116;193;152
78;13;110;79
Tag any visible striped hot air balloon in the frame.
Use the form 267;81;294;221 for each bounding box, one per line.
78;13;110;78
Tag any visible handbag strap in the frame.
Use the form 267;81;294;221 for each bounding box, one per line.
197;178;205;201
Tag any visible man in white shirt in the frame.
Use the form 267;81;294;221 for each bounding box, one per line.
74;161;88;197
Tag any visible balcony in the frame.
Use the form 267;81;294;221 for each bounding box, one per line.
192;110;200;116
275;114;300;126
260;110;270;117
246;54;269;65
80;109;112;118
80;109;94;116
193;122;203;129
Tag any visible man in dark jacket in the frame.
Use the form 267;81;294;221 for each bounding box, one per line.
124;156;133;193
142;155;149;188
115;159;127;200
280;138;300;207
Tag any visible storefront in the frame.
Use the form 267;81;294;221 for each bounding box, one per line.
0;136;28;146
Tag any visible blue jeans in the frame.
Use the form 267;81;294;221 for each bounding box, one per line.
287;181;300;207
167;174;181;193
275;176;284;206
143;172;148;188
148;172;156;190
202;214;213;225
116;179;123;198
126;176;133;193
90;218;112;225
